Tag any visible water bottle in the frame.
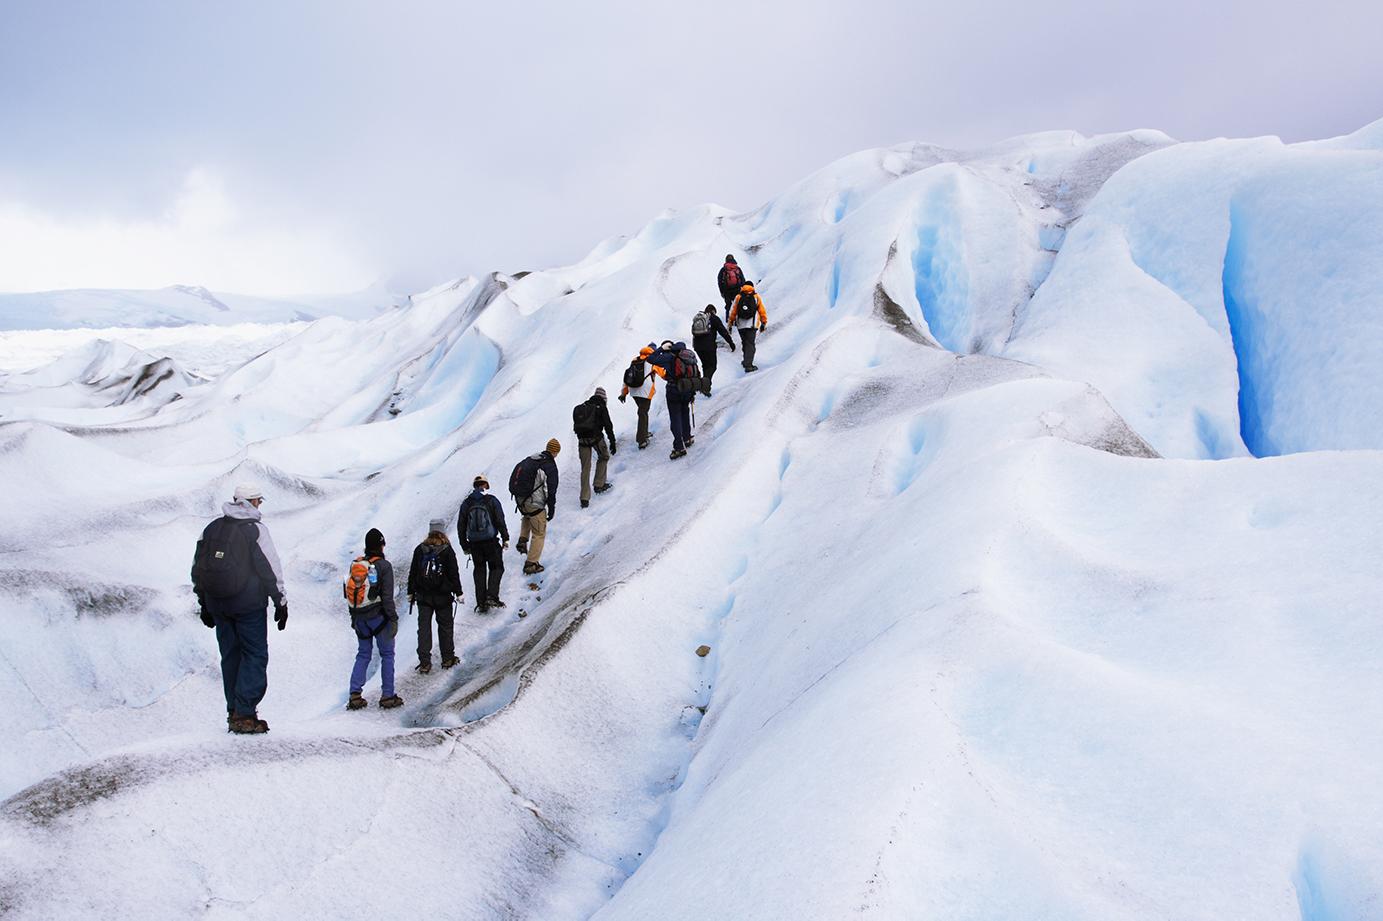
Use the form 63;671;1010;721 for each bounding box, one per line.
367;565;378;586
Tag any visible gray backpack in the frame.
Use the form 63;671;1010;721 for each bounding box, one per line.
691;311;711;337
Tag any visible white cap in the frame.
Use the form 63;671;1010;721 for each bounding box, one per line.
233;483;264;501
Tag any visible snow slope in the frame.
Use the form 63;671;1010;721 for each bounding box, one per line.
1;123;1381;920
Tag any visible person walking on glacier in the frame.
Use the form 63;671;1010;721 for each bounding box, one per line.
691;303;735;396
646;341;699;459
407;518;464;674
728;282;768;372
345;528;404;711
510;439;560;575
459;474;510;612
191;483;288;734
717;254;745;323
618;345;657;449
573;387;617;507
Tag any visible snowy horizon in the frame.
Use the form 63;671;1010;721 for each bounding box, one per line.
4;0;1383;297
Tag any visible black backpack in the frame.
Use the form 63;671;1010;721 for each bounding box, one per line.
417;545;447;591
509;456;541;503
737;292;758;320
623;360;646;389
464;499;498;542
193;517;256;599
573;400;600;439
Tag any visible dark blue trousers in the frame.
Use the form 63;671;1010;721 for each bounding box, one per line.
666;393;693;450
214;609;269;718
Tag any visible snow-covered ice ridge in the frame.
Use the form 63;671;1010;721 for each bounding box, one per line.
0;281;398;332
1;123;1381;919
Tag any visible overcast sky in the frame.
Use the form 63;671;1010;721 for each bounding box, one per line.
2;0;1380;297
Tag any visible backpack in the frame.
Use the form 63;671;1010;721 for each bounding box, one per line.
509;455;548;513
343;555;381;611
722;263;743;291
464;499;498;542
573;400;600;440
623;360;646;389
417;545;447;592
193;517;256;599
737;293;758;320
672;348;702;395
691;311;711;337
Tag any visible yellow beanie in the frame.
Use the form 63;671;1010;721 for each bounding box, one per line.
546;438;561;455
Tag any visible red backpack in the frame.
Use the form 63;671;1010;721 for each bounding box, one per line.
722;263;743;290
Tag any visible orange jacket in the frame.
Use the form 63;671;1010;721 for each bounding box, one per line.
728;292;767;329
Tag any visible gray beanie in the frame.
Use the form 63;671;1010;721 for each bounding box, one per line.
428;518;447;534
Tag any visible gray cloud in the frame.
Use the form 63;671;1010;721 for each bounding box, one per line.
2;0;1380;295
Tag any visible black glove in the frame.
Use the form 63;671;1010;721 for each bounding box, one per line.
609;438;617;454
387;618;399;639
547;508;555;523
760;322;767;333
618;393;627;404
199;608;215;629
274;601;288;631
730;343;736;352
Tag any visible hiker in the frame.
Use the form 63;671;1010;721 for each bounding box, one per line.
618;344;657;449
573;386;617;507
728;282;768;372
345;528;403;711
191;483;288;735
407;518;464;674
647;341;699;459
510;439;560;575
718;254;745;322
458;474;510;612
691;303;735;396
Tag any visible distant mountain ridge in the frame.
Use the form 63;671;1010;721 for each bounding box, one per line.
0;282;399;330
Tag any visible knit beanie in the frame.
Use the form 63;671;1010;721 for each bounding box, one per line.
546;438;561;455
428;518;447;534
365;528;385;556
594;387;607;400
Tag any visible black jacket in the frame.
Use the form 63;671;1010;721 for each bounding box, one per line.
692;311;734;350
458;490;511;552
191;510;285;616
407;538;464;604
574;396;616;447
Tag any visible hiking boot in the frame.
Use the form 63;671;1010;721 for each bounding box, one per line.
746;365;759;372
347;693;368;711
593;482;612;493
685;436;694;447
637;440;649;450
229;715;269;734
475;600;490;613
440;655;460;669
488;598;506;609
416;661;432;675
581;499;590;508
515;538;528;555
379;695;404;710
670;448;687;460
522;562;544;575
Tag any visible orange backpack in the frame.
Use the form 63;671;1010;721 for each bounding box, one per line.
343;555;381;611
